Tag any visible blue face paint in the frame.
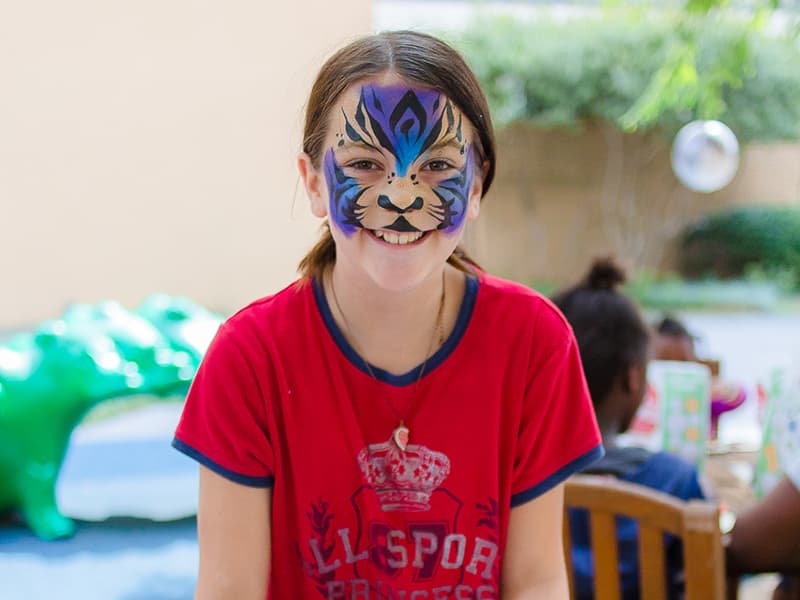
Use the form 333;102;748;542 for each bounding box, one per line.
432;145;475;234
351;85;452;178
324;84;475;238
324;147;365;237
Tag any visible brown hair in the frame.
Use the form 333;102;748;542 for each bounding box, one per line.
297;30;497;278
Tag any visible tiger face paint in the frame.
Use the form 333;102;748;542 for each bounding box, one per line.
324;84;477;242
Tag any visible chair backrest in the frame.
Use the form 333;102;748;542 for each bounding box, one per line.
563;474;725;600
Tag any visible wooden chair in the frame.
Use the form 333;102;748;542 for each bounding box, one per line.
563;474;725;600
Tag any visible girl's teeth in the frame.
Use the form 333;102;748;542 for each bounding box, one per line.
374;231;423;245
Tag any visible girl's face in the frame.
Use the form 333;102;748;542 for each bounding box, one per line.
300;73;484;290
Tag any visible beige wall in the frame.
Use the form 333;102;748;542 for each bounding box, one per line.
470;122;800;287
0;1;372;329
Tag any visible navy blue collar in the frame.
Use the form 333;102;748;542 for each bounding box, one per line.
312;274;478;387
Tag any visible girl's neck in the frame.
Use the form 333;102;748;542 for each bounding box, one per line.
325;262;464;376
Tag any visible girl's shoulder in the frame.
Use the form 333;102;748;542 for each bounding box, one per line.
218;279;311;346
475;272;573;340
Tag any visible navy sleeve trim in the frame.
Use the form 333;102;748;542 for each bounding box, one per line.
510;444;605;507
172;437;274;488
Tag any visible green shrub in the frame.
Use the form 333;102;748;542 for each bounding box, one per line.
453;13;800;141
678;206;800;285
542;268;783;311
627;275;781;311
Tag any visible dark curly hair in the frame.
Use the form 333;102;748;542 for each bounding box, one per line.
552;257;651;408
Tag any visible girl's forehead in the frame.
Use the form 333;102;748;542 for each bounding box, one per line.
329;78;472;138
339;77;440;104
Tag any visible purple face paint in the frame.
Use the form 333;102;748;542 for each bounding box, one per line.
349;85;454;178
324;84;475;238
324;147;365;237
432;145;475;234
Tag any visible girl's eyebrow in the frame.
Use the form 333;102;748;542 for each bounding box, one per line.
424;137;465;155
336;139;383;154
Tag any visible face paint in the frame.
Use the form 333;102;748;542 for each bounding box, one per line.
349;85;457;178
431;145;475;234
324;148;366;236
324;84;476;238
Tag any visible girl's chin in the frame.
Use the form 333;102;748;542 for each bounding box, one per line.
330;226;464;286
360;261;448;292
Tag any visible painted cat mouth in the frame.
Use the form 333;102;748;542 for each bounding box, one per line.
384;216;420;233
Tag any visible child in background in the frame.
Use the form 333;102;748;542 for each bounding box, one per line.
553;258;706;600
653;316;747;439
652;317;696;362
172;30;603;598
727;427;800;598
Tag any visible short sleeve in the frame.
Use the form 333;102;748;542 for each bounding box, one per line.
172;324;274;487
510;309;603;506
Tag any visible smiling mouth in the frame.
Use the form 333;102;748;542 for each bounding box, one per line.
372;230;426;245
368;215;428;246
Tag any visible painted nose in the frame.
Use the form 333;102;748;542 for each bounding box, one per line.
377;195;424;214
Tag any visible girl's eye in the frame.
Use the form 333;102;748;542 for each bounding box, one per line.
346;160;381;171
423;159;454;172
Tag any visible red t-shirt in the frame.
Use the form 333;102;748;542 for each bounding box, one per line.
173;272;602;598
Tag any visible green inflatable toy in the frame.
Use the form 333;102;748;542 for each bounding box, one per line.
0;321;141;539
136;294;222;364
62;300;194;396
0;295;222;540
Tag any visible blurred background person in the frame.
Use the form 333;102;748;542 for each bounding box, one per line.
727;456;800;599
653;315;747;439
553;258;707;599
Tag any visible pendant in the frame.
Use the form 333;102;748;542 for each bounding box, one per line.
392;424;410;451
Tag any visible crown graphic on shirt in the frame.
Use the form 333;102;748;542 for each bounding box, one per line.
357;436;451;512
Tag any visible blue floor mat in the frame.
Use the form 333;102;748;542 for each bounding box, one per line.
0;426;199;600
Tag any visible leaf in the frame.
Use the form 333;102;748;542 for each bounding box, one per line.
453;7;800;141
620;40;699;130
685;0;724;13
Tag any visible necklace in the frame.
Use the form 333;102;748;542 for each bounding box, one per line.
328;271;446;452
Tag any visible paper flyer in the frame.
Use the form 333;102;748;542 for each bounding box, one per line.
754;368;800;498
626;360;711;469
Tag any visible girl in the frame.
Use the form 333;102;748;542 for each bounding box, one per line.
173;30;602;599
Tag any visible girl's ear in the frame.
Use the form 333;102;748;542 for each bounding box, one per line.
297;152;328;218
466;159;489;221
